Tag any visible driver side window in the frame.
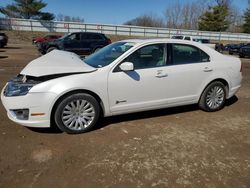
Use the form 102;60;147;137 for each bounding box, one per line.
123;44;166;70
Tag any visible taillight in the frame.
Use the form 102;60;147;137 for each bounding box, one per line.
107;39;112;44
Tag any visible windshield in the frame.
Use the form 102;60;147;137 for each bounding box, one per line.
59;33;71;40
84;42;135;68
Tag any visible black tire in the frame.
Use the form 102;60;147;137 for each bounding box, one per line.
54;93;100;134
0;42;3;48
239;54;245;58
199;81;226;112
46;46;57;54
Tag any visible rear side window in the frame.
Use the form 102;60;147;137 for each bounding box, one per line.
172;44;209;65
89;34;103;40
81;33;89;40
81;33;104;40
93;34;103;40
184;37;191;40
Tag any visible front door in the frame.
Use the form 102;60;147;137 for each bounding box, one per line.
108;43;171;114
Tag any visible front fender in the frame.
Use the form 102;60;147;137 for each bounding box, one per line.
29;72;110;118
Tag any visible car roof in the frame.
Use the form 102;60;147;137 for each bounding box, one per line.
119;38;222;58
71;32;104;35
242;44;250;48
119;38;202;46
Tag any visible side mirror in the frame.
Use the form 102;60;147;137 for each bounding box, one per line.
119;62;134;72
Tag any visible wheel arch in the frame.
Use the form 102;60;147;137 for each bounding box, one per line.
199;78;229;101
46;45;58;51
50;89;105;126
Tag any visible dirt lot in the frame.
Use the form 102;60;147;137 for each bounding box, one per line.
0;43;250;188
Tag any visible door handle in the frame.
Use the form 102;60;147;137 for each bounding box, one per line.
203;67;213;72
155;74;168;78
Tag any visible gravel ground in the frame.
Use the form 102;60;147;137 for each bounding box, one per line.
0;43;250;188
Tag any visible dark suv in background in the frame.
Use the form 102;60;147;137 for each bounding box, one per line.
0;33;8;48
38;32;111;55
239;44;250;58
229;43;247;55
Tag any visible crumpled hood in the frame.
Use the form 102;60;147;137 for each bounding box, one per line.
21;50;96;77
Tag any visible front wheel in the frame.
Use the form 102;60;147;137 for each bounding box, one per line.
54;93;100;134
199;81;226;112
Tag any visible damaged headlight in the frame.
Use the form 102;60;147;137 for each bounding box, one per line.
4;75;41;97
3;73;78;97
4;81;35;97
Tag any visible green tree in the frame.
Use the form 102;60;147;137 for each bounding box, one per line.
0;0;54;20
243;8;250;33
198;4;229;31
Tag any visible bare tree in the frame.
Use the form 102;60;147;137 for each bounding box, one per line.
163;0;243;32
164;0;209;29
56;14;84;23
214;0;232;7
228;6;243;32
164;2;182;28
124;13;165;27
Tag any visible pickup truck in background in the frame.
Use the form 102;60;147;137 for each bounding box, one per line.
171;35;216;49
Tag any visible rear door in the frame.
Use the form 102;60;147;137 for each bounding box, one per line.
164;43;213;103
88;33;107;53
80;33;92;55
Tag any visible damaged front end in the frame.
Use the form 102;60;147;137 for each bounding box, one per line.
4;75;41;97
4;73;81;97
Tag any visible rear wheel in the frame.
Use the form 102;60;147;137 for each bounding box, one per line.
54;93;100;134
239;53;245;58
199;81;226;112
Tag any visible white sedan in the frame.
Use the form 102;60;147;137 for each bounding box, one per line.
1;39;242;134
